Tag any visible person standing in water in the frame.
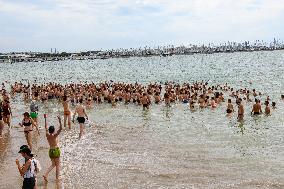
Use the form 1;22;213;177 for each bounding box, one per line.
0;102;4;137
2;100;12;128
226;99;234;116
16;146;37;189
141;93;150;110
73;98;88;138
62;96;71;129
264;101;271;115
251;99;262;115
30;99;39;126
272;102;276;109
19;112;40;151
43;115;62;182
237;98;244;120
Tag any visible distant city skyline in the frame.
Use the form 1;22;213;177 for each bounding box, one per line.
0;0;284;53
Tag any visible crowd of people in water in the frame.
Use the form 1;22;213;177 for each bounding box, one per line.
0;80;283;189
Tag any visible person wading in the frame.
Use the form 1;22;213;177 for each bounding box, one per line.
43;115;62;182
16;146;37;189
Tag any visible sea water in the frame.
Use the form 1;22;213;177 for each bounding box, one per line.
0;50;283;189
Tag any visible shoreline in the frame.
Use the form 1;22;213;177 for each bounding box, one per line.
1;45;284;64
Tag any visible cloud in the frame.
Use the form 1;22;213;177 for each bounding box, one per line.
0;0;283;52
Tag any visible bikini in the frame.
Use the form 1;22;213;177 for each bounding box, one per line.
226;109;233;113
23;119;33;134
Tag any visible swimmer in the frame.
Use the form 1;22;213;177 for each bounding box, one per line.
264;101;271;115
73;99;88;138
189;100;195;110
43;115;62;182
226;99;234;115
2;100;12;128
19;112;40;151
0;102;4;137
211;97;217;108
246;90;252;102
30;99;39;126
164;93;170;106
62;96;71;129
141;93;150;110
124;90;131;104
252;89;257;97
199;95;205;108
251;99;262;115
86;97;92;108
272;102;276;109
237;98;244;120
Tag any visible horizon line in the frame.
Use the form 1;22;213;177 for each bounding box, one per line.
1;38;283;54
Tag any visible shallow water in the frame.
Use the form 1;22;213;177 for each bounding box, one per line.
0;51;284;189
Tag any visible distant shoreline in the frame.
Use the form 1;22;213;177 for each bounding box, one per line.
1;42;284;64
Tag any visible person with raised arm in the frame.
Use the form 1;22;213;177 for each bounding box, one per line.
43;115;62;182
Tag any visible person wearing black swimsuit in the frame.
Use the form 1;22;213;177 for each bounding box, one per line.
19;112;40;151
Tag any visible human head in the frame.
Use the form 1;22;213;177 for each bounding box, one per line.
18;145;33;158
272;102;276;107
48;126;55;133
23;112;30;118
34;92;39;97
237;98;242;105
79;98;83;104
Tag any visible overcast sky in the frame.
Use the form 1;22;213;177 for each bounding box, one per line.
0;0;283;52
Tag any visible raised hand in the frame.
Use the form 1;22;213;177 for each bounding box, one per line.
57;116;61;121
